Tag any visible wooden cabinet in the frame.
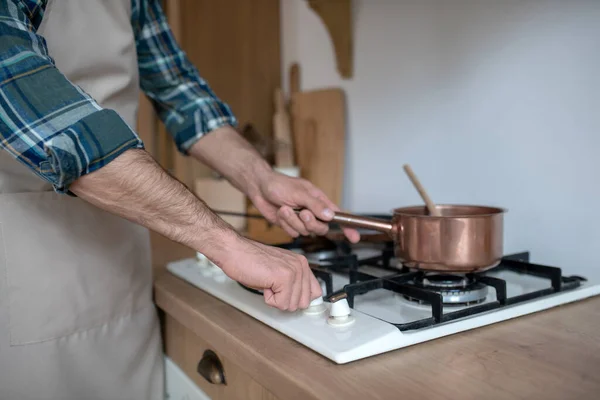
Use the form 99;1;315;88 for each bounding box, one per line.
164;314;279;400
137;0;281;188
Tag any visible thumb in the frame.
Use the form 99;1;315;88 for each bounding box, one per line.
310;274;323;299
291;189;335;222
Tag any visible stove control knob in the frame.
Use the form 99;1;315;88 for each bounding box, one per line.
327;293;355;327
310;296;324;306
329;298;350;317
304;296;326;315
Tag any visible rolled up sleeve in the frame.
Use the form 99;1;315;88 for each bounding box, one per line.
132;0;237;154
0;2;144;193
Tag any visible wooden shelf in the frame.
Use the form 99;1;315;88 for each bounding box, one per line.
306;0;353;79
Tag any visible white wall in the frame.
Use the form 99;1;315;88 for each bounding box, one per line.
281;0;600;278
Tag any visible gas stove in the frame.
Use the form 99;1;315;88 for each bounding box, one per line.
167;233;600;364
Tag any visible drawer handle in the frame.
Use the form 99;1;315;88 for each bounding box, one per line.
197;349;226;385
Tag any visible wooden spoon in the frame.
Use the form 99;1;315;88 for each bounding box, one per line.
402;164;442;216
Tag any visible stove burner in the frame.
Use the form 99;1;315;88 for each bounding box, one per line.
297;237;338;254
305;249;339;263
405;273;489;306
419;274;469;289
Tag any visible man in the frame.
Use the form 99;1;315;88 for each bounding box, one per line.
0;1;359;399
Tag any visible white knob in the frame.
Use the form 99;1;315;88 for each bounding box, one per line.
327;298;355;327
329;298;351;318
309;296;324;307
304;296;326;315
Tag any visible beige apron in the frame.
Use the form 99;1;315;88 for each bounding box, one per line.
0;1;164;399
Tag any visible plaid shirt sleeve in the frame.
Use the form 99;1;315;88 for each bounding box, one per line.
131;0;238;154
0;0;144;194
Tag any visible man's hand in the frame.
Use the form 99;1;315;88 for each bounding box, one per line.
188;126;360;243
249;171;360;243
208;233;322;311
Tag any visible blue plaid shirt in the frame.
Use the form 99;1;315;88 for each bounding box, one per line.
0;0;237;193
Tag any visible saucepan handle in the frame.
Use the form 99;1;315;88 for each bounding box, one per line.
212;209;395;235
295;210;395;234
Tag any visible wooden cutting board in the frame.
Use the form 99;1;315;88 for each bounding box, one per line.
290;88;346;206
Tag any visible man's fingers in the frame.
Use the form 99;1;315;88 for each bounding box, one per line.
263;288;277;308
264;288;289;312
288;265;302;311
278;206;309;236
293;185;335;222
342;226;361;243
309;270;323;300
279;218;300;238
306;186;361;243
298;209;329;236
299;261;312;309
252;197;279;224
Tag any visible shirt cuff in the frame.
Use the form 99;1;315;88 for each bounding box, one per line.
43;109;144;194
169;101;238;154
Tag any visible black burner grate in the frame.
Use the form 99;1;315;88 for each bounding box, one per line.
328;251;585;331
271;236;589;331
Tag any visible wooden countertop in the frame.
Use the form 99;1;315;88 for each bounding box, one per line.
152;238;600;400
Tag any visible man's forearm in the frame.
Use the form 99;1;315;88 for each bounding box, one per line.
188;126;272;199
70;149;238;259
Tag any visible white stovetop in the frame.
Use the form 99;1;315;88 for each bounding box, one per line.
167;253;600;364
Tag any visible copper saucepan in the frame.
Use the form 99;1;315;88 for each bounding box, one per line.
329;205;506;273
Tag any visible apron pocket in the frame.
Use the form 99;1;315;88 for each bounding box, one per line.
1;192;152;345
